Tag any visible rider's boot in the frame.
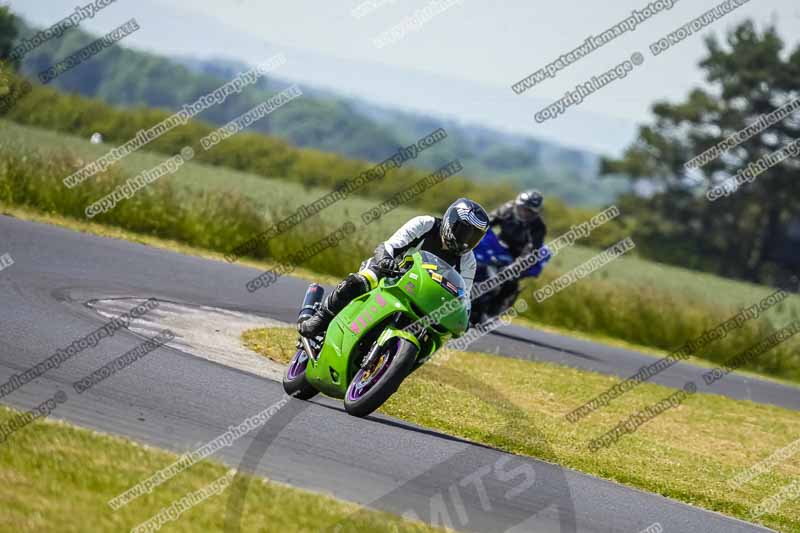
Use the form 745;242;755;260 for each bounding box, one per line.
297;302;334;338
298;272;371;339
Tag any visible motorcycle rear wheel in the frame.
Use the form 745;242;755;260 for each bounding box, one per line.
282;348;318;400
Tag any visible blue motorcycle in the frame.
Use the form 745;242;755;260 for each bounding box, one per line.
470;230;550;325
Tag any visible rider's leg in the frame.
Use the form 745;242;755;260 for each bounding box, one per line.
298;267;379;338
492;279;520;315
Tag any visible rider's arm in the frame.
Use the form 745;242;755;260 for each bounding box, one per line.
517;218;547;257
378;215;436;260
372;242;393;264
459;252;477;296
488;202;512;227
530;219;547;251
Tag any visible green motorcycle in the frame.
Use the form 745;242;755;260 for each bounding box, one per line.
282;251;469;417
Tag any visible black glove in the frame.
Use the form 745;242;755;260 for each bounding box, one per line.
519;242;535;258
377;257;398;275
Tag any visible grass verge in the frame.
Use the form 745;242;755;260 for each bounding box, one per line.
243;327;800;533
0;405;443;533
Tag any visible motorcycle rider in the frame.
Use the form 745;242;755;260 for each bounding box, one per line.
298;198;490;339
484;190;547;314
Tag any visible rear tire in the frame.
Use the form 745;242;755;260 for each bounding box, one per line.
344;338;417;418
282;349;318;400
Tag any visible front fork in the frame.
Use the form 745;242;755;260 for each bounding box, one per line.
361;316;424;371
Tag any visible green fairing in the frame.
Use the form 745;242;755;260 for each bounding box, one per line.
303;251;469;398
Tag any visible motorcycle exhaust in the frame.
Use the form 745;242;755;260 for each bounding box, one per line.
298;283;325;324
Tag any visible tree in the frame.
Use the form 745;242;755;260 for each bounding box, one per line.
0;6;18;65
0;6;19;98
603;21;800;285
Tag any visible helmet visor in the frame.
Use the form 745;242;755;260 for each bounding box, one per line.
449;218;486;253
514;204;540;222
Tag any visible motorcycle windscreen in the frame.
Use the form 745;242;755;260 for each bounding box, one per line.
415;251;470;335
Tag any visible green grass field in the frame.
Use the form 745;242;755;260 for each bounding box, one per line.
5;119;797;316
0;118;421;239
0;406;443;533
4;118;797;313
550;244;800;321
244;327;800;533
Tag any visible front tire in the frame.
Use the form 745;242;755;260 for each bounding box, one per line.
282;349;318;400
344;338;417;418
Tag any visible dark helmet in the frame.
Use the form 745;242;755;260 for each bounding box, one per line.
513;190;543;222
440;198;490;254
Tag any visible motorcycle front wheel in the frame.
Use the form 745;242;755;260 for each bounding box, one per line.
344;338;417;418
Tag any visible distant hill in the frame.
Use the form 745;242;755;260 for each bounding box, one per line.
13;17;629;206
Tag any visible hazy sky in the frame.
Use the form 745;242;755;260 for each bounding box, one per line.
8;0;800;155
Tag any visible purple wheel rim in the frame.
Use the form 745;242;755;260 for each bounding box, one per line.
346;340;396;402
287;349;308;380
